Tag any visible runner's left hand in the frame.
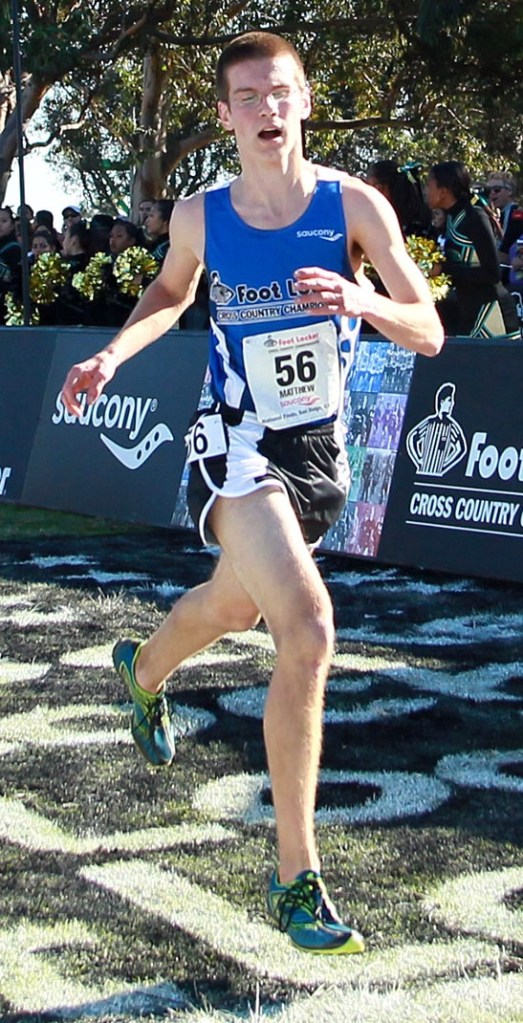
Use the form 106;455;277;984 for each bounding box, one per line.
293;266;371;318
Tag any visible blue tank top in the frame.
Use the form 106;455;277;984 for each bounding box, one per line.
204;176;361;419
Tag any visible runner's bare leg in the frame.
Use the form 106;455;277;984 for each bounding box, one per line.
135;487;332;883
135;551;261;688
210;488;333;883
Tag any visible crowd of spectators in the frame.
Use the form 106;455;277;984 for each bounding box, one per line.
0;199;209;331
365;159;523;340
1;161;522;339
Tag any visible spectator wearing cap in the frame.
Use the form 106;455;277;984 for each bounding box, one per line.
486;172;523;278
62;205;83;234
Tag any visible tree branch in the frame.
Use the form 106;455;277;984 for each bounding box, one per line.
149;16;391;50
161;125;219;175
306;116;414;132
79;1;179;66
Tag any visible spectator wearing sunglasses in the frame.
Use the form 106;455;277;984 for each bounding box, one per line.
486;172;523;278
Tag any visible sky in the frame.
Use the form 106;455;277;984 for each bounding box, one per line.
5;150;82;226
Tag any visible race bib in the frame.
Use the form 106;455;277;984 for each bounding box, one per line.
185;413;227;463
243;320;340;430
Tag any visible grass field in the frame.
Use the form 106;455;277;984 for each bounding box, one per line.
0;505;148;540
0;506;522;1022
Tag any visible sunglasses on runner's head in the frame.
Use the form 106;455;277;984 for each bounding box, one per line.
488;186;505;193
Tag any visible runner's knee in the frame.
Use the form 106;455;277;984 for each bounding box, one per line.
272;598;334;672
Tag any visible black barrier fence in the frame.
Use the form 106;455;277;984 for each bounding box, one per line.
0;327;209;528
1;328;523;584
378;338;523;583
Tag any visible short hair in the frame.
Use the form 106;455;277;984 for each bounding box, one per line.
429;161;471;201
152;199;174;225
215;31;306;102
486;170;515;193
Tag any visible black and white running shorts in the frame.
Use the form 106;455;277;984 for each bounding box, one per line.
186;405;350;546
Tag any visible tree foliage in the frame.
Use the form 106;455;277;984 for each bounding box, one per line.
1;0;522;211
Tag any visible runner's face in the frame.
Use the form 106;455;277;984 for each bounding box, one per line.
217;56;310;160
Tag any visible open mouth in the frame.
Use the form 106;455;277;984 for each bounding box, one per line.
258;127;283;141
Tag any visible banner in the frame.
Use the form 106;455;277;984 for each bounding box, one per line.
2;328;523;584
17;328;208;528
378;339;523;583
0;328;56;502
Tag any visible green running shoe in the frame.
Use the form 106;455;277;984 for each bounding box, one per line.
113;638;176;767
267;869;365;954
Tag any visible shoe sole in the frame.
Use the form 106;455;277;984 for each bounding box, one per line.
287;929;365;954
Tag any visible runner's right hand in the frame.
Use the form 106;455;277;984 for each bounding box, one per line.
61;350;118;417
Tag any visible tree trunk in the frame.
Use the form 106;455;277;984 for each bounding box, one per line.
0;74;52;205
130;46;170;217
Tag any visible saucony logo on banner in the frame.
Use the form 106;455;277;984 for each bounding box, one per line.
99;424;174;469
0;466;12;494
51;391;174;470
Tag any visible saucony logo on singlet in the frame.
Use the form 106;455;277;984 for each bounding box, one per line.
296;229;343;242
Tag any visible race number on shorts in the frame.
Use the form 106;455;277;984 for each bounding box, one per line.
185;413;228;463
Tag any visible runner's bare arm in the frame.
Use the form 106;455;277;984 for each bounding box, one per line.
293;175;444;357
61;196;205;416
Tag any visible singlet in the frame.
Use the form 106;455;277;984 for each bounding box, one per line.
204;176;361;429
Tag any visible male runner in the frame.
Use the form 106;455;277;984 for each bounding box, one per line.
61;31;444;954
